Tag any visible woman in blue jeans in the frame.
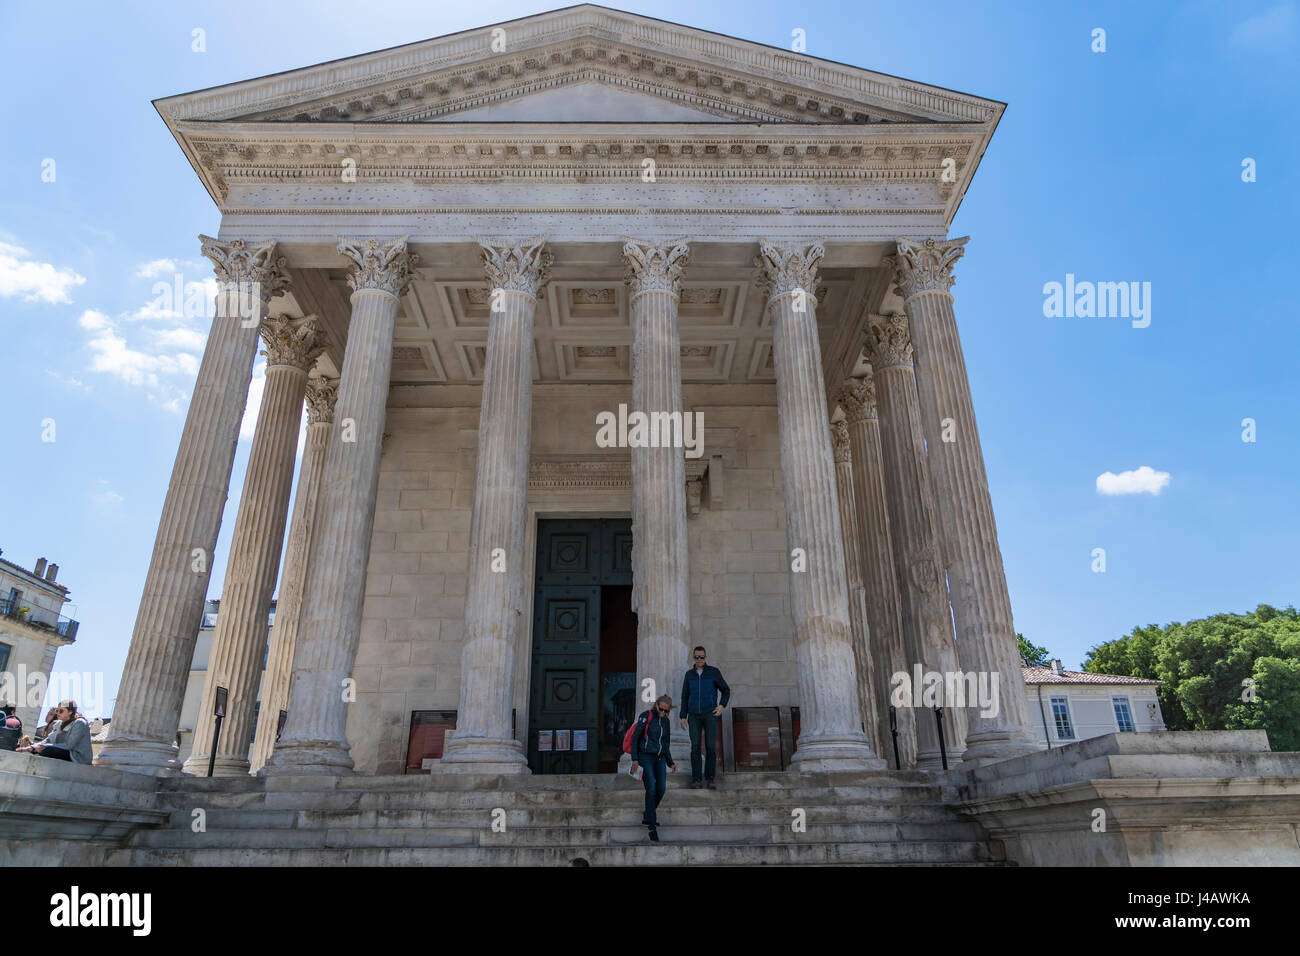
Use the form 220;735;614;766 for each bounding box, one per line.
629;694;677;841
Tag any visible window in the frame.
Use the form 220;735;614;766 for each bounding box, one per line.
0;641;10;674
1113;696;1135;733
1050;696;1074;740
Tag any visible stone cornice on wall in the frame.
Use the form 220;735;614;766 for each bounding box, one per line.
182;121;980;207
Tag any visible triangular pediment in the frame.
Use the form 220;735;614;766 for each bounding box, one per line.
157;5;1002;129
423;80;745;123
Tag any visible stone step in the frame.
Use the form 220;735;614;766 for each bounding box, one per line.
156;802;972;830
160;769;951;795
129;819;987;850
108;839;1003;866
154;784;952;812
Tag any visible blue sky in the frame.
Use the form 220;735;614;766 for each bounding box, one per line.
1;0;1296;716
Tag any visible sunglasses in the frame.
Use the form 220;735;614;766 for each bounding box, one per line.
693;655;705;660
657;706;670;715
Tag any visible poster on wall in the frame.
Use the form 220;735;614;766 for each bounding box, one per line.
555;729;571;751
573;730;588;752
537;730;553;752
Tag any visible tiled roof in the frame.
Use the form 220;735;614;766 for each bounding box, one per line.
1022;666;1159;686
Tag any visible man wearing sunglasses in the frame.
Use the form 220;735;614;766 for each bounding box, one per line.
680;646;730;789
629;694;677;842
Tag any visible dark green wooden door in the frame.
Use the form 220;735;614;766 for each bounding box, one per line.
528;518;632;774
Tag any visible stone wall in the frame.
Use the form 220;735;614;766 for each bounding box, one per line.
349;386;798;775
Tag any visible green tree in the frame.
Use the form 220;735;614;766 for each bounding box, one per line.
1017;633;1051;667
1083;605;1300;750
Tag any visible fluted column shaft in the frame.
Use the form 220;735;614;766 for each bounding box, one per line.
889;238;1035;763
98;237;289;774
757;242;882;772
865;315;968;767
251;376;337;773
439;239;550;773
829;421;880;752
265;237;416;774
183;317;322;776
621;239;694;756
839;380;917;769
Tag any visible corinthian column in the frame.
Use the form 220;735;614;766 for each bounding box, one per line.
183;316;324;776
863;314;967;768
265;238;416;774
439;239;551;774
756;241;882;771
838;376;916;769
98;237;289;774
887;237;1036;764
829;420;880;754
251;375;337;773
621;239;693;758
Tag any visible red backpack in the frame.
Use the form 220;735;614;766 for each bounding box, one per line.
621;709;654;756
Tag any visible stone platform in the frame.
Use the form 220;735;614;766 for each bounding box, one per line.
2;731;1297;866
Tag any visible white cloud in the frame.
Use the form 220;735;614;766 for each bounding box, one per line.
46;369;91;393
1096;466;1171;497
77;307;195;408
0;242;86;304
152;327;206;351
136;258;177;280
1229;4;1297;52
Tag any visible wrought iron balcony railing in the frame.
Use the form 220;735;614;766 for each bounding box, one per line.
0;598;79;640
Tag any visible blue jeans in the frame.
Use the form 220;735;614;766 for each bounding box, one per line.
639;756;667;828
687;712;718;781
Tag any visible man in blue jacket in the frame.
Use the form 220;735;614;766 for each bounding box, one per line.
679;646;730;789
630;694;677;842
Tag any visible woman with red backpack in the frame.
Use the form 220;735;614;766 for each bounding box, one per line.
627;694;678;841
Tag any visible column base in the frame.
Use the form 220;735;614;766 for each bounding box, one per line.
915;748;964;771
958;729;1040;767
94;736;184;776
789;732;886;773
180;754;253;777
261;737;355;775
437;733;530;775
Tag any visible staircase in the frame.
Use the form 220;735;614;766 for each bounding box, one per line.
107;770;1008;866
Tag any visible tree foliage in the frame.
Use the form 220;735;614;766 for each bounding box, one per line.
1017;633;1051;667
1083;605;1300;751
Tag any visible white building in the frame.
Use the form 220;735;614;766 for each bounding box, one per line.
0;553;79;731
1022;660;1164;748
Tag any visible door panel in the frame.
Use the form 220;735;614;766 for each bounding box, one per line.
529;518;636;774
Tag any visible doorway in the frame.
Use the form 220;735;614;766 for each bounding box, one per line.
527;518;636;774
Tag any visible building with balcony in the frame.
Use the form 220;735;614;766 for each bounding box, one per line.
0;552;79;730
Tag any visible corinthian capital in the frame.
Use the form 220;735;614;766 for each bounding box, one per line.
837;374;878;424
260;315;326;371
479;237;552;297
337;236;418;298
830;419;851;464
863;313;914;370
622;238;690;297
198;235;291;303
304;375;340;425
754;241;825;300
885;236;969;300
